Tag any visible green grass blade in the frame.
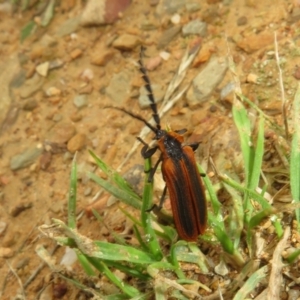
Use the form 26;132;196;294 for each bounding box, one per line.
140;158;163;260
233;265;268;300
89;172;142;210
290;84;300;223
89;150;138;198
86;257;141;298
50;219;155;264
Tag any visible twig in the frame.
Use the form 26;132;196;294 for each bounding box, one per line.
6;260;26;300
267;227;290;300
274;32;289;139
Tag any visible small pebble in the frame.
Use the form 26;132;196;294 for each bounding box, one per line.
84;186;92;196
0;247;14;258
159;51;171;60
237;16;247;26
73;95;88;108
70;48;83;59
46;87;61;97
80;68;94;81
67;133;86;153
171;14;181;24
10;202;33;217
36;61;49;77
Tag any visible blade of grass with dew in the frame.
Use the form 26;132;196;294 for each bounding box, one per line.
140;158;163;260
86;257;141;298
233;265;268;300
290;84;300;224
89;151;141;201
89;172;142;210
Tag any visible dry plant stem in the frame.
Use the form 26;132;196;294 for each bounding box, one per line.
267;226;290;300
274;32;289;140
6;260;26;300
23;244;59;289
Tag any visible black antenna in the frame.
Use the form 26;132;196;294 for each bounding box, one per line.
138;46;161;130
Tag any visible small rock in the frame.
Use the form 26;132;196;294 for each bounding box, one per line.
10;147;43;170
36;61;50;77
53;284;68;298
90;48;115;66
45;87;62;97
171;13;181;24
106;71;131;104
159;51;171;61
49;59;64;70
52;114;63;122
40;152;52;170
45;123;76;144
44;141;67;154
293;65;300;80
187;56;228;106
220;82;235;100
112;34;140;50
70;112;83;122
237;31;274;53
0;247;14;258
146;56;162;71
0;221;7;236
246;73;258;83
73;95;88;108
70;48;83;60
84;186;92;196
182;19;207;37
156;0;185;15
56;16;81;37
185;2;201;12
193;46;212;67
80;68;94;81
157;25;181;49
237;16;247;26
10;201;33;217
67;133;87;153
81;0;131;26
23;99;38;111
78;84;93;94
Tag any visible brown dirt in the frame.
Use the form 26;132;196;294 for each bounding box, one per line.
0;0;299;299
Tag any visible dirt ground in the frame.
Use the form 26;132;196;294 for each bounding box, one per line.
0;0;300;299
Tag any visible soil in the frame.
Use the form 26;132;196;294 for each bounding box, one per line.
0;0;299;299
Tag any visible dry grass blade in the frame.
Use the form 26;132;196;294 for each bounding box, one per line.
6;260;26;300
274;32;288;139
267;227;290;300
117;45;201;171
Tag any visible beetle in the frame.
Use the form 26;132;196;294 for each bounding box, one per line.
109;47;207;241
